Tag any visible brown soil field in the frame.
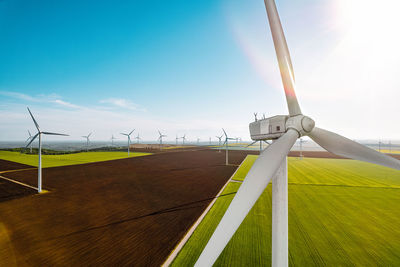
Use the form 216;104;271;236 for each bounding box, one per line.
0;149;251;266
0;159;32;172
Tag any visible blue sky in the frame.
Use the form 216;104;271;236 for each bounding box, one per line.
1;0;400;142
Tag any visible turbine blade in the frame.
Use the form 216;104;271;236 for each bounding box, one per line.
195;129;298;266
246;141;257;147
121;133;128;136
25;133;39;148
88;132;92;138
129;129;135;136
222;128;227;138
42;132;69;136
308;127;400;170
28;130;32;137
264;0;302;116
27;107;40;131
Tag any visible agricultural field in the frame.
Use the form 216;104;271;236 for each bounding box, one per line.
172;156;400;266
0;151;152;168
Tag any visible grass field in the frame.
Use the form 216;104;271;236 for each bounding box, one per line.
172;156;400;266
0;151;152;168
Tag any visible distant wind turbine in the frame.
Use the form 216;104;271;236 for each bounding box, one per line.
25;107;68;193
120;129;134;156
197;138;200;145
181;134;186;145
110;135;117;146
26;130;33;153
222;128;235;165
158;130;167;149
216;134;223;152
176;134;179;145
81;132;92;152
135;133;141;144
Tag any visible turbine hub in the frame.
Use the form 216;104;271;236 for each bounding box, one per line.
286;115;315;136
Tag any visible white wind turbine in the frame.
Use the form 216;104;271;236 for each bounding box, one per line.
81;132;92;152
181;134;186;145
110;135;117;146
222;128;235;166
216;134;223;152
195;0;400;266
158;130;167;149
120;129;134;156
135;133;141;144
25;107;68;193
26;130;33;153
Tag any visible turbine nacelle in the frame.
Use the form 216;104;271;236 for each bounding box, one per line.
249;114;315;141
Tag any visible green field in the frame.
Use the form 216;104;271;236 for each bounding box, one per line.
172;156;400;266
0;151;152;168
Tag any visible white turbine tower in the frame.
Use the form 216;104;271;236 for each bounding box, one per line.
222;128;235;166
120;129;134;156
195;0;400;266
26;130;33;153
81;132;92;152
158;130;167;149
25;107;68;193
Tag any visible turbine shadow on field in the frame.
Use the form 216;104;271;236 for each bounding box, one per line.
46;191;237;241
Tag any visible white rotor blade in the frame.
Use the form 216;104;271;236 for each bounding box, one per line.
121;133;128;136
25;133;39;148
42;132;69;136
27;107;40;131
264;0;301;116
129;129;135;136
308;127;400;170
222;128;227;138
88;132;92;138
195;129;298;266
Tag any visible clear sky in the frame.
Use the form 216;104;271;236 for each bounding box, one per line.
1;0;400;142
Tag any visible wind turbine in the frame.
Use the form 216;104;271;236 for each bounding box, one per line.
110;135;117;146
197;138;200;145
181;134;186;145
81;132;92;152
222;128;235;166
176;134;179;145
120;129;134;156
195;0;400;266
135;133;141;144
158;130;167;149
216;134;223;152
26;130;33;153
299;138;307;159
25;107;68;193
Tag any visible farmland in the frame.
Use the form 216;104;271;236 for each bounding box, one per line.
0;149;251;265
172;156;400;266
0;151;152;168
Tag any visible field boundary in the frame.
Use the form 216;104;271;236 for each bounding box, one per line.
161;155;249;266
0;175;38;191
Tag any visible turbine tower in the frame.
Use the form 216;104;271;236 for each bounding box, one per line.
25;107;68;193
195;0;400;266
222;128;235;166
197;138;200;145
158;130;167;149
299;138;307;159
120;129;134;156
81;132;92;152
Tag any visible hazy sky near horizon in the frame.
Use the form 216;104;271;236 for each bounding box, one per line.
1;0;400;142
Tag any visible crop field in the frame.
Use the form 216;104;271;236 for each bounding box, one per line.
172;156;400;266
0;151;152;168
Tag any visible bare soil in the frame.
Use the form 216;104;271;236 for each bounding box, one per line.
0;149;250;266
